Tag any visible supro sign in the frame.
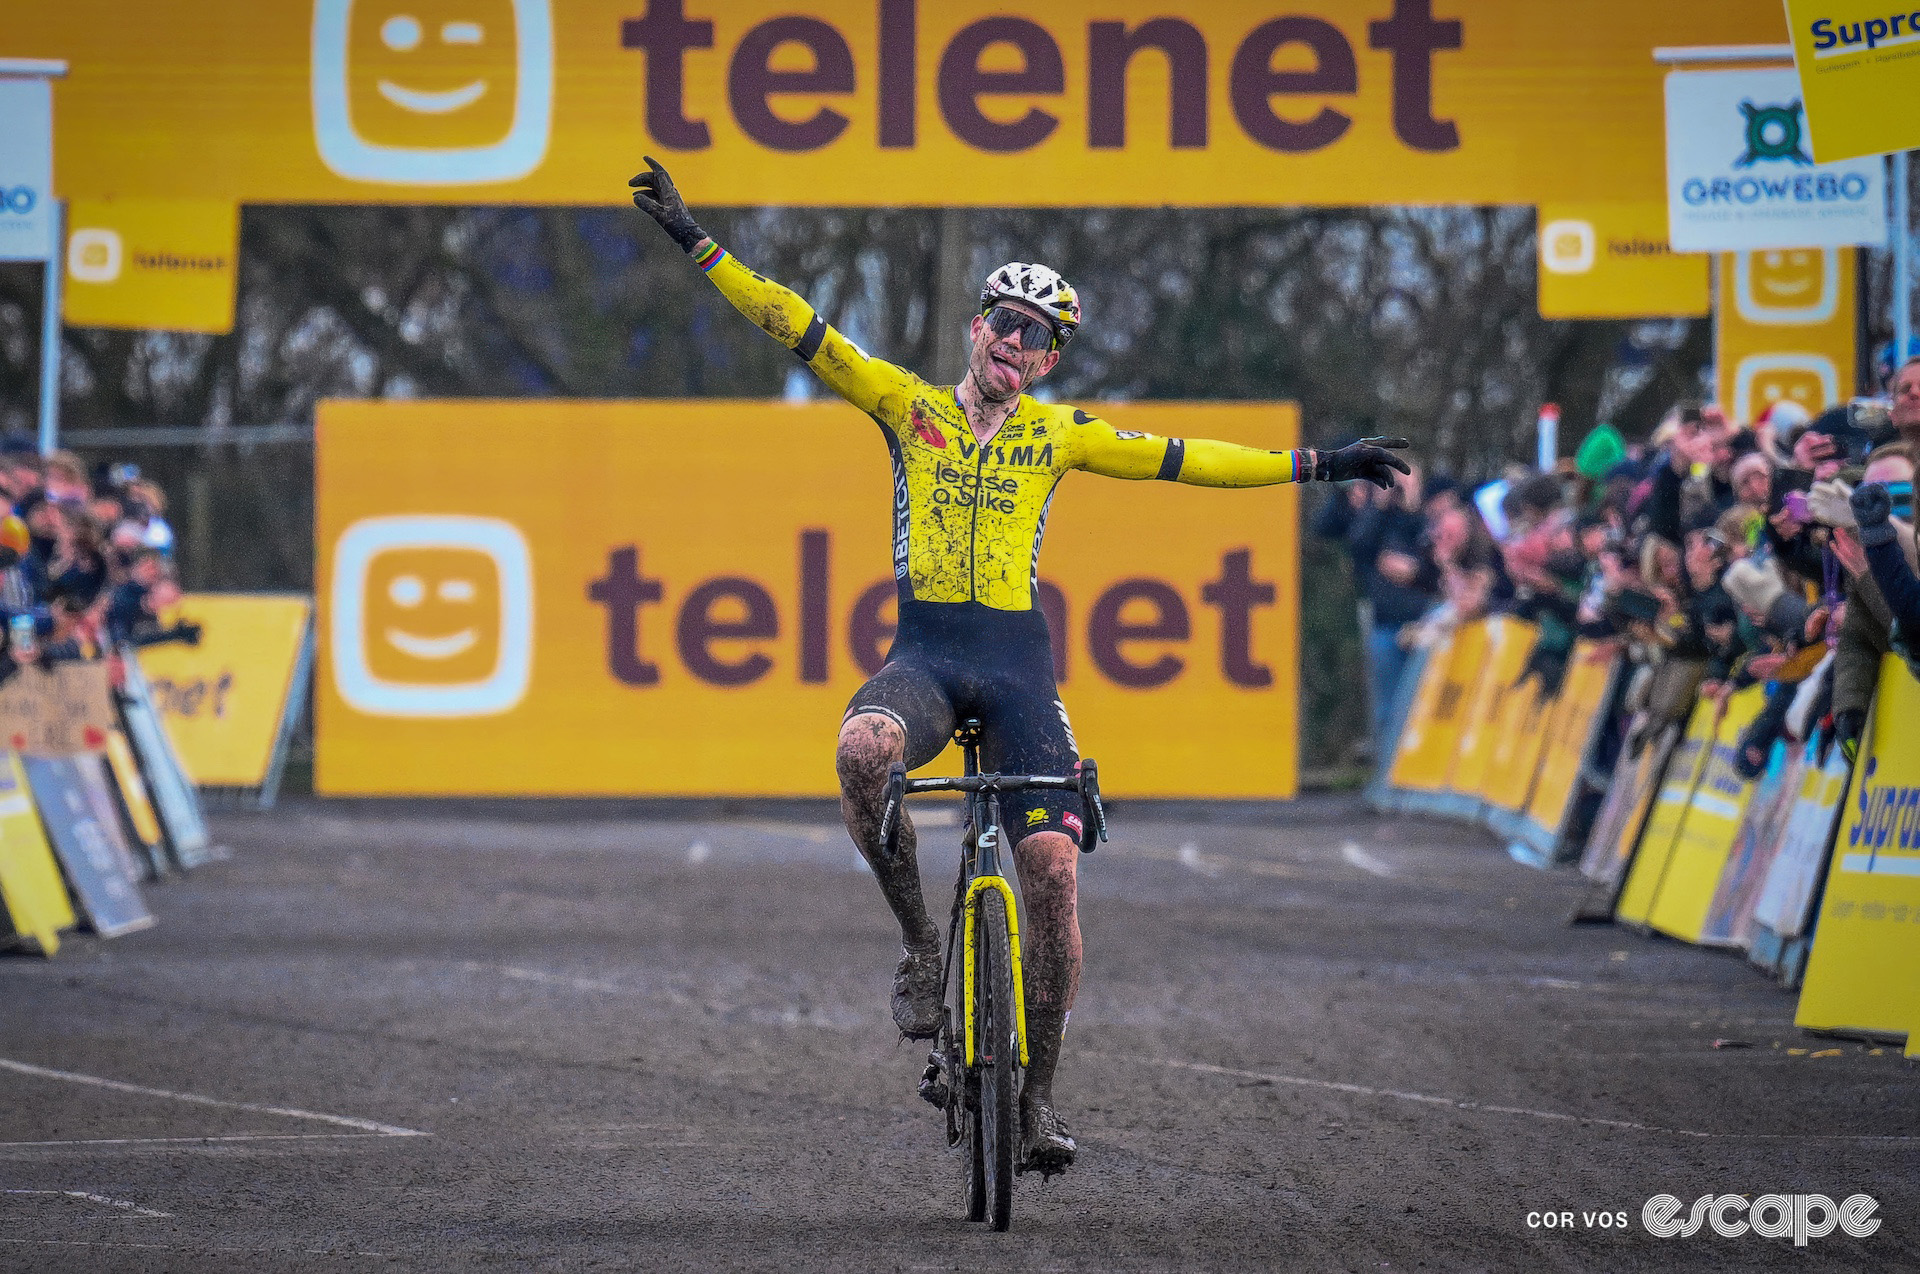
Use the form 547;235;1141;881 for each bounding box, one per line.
0;78;55;263
1786;0;1920;161
1664;67;1885;252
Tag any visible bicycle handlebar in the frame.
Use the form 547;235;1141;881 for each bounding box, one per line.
877;761;1109;859
901;774;1077;794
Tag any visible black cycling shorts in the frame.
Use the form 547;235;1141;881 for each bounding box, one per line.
844;599;1084;847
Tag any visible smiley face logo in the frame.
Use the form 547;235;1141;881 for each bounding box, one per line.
311;0;554;185
331;515;533;717
1733;354;1839;427
1539;219;1596;276
67;227;123;284
364;546;505;685
1735;248;1839;325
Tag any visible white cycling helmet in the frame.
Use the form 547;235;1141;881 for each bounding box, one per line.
980;262;1080;345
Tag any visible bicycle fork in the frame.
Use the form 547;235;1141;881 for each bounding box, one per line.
961;822;1031;1069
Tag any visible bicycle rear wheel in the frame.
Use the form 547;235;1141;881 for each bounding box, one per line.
971;887;1018;1231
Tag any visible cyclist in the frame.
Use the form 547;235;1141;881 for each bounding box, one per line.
630;159;1408;1175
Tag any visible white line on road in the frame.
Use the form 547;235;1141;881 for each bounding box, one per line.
1340;841;1397;878
0;1237;390;1258
462;960;633;995
5;1190;172;1217
0;1058;427;1138
1131;1056;1920;1142
0;1133;400;1150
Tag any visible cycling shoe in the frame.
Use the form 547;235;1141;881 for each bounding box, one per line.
891;946;943;1040
1019;1100;1077;1178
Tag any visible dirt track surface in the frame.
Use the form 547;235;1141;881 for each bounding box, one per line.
2;796;1916;1272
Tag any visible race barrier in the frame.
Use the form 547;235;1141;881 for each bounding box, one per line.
1372;618;1920;1045
1370;619;1619;865
1748;738;1851;985
0;645;225;959
1796;657;1920;1043
1618;686;1767;944
138;594;314;809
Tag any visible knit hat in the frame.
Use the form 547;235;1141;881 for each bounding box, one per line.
1576;423;1627;481
1722;558;1786;618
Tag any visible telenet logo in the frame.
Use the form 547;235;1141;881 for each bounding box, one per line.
1735;249;1838;325
311;0;554;185
1540;219;1597;275
330;515;534;717
67;228;123;284
1733;354;1839;425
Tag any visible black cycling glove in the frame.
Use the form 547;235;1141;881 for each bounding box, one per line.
628;156;708;253
1833;707;1867;764
1851;482;1896;548
1313;436;1413;490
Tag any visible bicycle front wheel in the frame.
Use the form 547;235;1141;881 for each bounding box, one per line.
972;886;1018;1231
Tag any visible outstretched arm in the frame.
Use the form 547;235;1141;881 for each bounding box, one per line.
1072;414;1410;489
629;158;914;416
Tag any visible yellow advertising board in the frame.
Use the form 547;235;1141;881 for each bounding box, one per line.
63;199;239;334
1616;697;1716;926
0;751;75;956
13;2;1786;207
138;595;313;788
1536;202;1710;320
316;399;1298;797
1479;664;1554;814
1797;657;1920;1039
1447;617;1535;800
1785;0;1920;163
1520;640;1614;836
1385;624;1484;796
1715;247;1858;426
104;731;164;853
1645;684;1765;944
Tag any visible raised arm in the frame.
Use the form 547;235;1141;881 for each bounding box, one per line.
629;158;915;417
1069;412;1410;489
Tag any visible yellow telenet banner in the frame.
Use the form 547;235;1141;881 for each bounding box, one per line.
137;595;313;787
1536;202;1709;320
315;399;1299;797
1715;246;1858;426
62;199;240;334
1785;0;1920;162
13;1;1785;207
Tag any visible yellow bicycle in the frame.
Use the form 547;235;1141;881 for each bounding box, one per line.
878;719;1107;1231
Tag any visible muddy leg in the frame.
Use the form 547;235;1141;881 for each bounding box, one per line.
1012;830;1081;1109
837;713;938;951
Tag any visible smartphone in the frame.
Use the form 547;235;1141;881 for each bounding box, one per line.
1783;490;1810;521
1850;397;1892;435
1607;589;1663;624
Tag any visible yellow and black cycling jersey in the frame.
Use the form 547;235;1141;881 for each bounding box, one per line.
695;240;1308;613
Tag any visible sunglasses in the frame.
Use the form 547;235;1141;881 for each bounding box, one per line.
1888;480;1914;519
983;306;1057;352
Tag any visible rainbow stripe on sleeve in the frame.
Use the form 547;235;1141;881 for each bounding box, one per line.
694;242;727;273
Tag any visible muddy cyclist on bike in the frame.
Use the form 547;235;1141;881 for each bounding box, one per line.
630;158;1409;1175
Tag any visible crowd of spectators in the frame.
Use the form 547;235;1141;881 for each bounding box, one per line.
0;438;198;682
1320;356;1920;774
